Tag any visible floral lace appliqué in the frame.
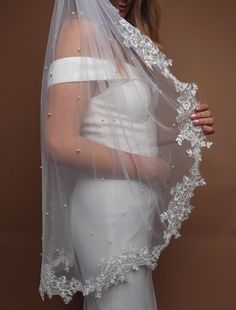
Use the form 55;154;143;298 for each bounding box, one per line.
39;10;213;305
118;17;212;243
39;245;164;304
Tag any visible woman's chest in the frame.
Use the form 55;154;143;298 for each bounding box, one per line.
90;79;157;122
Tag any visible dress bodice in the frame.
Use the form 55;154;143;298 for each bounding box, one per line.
48;57;159;156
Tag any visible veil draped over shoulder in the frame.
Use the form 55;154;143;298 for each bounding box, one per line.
39;0;212;304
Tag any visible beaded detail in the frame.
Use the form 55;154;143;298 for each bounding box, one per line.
39;6;213;305
118;17;213;244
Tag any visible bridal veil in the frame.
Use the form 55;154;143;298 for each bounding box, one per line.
39;0;212;304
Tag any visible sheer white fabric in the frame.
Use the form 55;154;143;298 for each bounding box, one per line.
69;61;159;309
39;0;212;307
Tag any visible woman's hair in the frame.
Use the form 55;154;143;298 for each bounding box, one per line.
110;0;162;47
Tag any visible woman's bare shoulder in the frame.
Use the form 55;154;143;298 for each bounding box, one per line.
56;17;96;58
61;17;96;38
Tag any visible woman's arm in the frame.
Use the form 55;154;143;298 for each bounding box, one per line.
157;127;179;146
44;18;138;180
46;115;137;180
45;18;170;185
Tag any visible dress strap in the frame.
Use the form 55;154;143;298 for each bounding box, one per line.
47;56;123;87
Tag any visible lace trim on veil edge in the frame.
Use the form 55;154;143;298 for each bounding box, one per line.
39;16;213;304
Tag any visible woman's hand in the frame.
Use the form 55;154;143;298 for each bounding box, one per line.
131;154;171;189
190;102;215;135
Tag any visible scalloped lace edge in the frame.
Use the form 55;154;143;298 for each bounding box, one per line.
39;16;213;305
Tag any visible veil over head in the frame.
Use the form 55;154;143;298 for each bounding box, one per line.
39;0;212;304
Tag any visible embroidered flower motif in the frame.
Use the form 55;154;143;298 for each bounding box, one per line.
117;17;213;241
39;244;158;303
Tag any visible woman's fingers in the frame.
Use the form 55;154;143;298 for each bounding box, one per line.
192;117;216;134
192;117;214;126
202;125;215;135
195;102;209;111
189;101;215;135
191;110;212;119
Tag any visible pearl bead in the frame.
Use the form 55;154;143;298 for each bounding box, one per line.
45;212;49;216
172;123;176;127
63;203;68;208
100;177;105;181
40;165;42;169
72;11;75;15
77;48;81;53
171;165;175;168
76;148;80;154
47;112;52;117
44;66;48;70
56;248;59;252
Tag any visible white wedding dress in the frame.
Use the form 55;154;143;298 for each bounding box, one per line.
49;56;159;310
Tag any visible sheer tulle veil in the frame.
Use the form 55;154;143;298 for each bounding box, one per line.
39;0;212;304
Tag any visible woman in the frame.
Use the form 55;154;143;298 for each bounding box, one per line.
39;0;215;309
